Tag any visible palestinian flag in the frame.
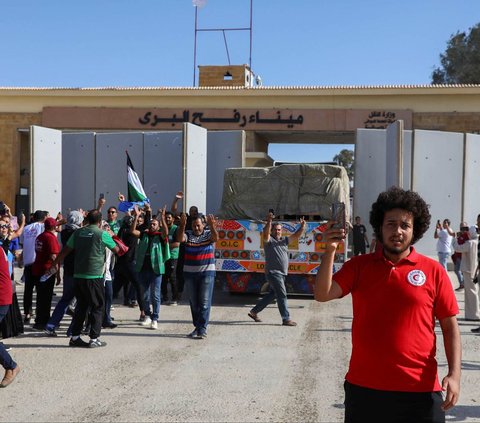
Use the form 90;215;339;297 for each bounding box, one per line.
118;151;150;212
127;152;148;202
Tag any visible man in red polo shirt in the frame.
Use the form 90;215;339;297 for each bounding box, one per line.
315;187;461;423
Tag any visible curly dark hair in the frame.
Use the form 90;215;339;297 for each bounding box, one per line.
369;186;431;245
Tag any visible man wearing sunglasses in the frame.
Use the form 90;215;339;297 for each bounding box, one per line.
106;207;120;235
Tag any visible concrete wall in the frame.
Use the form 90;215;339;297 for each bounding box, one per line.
59;129;244;215
355;127;474;257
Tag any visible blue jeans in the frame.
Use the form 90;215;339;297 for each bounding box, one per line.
139;269;162;321
438;252;449;271
0;305;16;370
251;272;290;321
454;259;464;286
184;272;215;335
47;274;75;330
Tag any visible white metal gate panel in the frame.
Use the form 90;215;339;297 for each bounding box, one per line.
62;132;96;212
30;125;62;215
183;123;207;215
207;131;245;214
464;133;480;224
354;129;387;229
143;132;183;211
412;130;464;256
95;132;144;210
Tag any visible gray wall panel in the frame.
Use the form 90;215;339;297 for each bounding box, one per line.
95;132;144;211
464;133;480;225
207;131;245;214
403;130;412;189
386;121;403;188
354;129;387;236
144;132;183;211
62;132;96;212
412;130;464;256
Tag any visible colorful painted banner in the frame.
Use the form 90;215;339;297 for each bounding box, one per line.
215;219;346;275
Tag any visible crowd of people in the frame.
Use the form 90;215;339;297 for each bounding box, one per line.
0;186;468;422
434;216;480;326
0;191;302;389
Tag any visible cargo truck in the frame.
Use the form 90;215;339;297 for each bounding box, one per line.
214;164;350;294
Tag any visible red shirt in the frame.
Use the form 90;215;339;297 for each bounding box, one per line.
333;247;458;392
0;249;12;306
32;231;61;277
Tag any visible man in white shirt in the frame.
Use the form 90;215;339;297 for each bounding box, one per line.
434;218;454;271
21;210;47;324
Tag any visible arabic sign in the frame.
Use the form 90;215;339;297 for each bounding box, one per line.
138;109;304;129
42;107;412;131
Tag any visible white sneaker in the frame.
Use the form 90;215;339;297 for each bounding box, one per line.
151;320;158;330
141;316;152;326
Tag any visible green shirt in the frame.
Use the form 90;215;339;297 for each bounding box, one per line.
66;224;116;279
135;233;170;275
108;220;120;235
168;224;179;259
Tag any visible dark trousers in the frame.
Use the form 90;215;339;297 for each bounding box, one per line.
113;260;144;311
70;278;105;339
34;275;55;325
162;258;179;301
353;243;366;256
103;279;113;325
23;264;35;316
344;381;445;423
0;305;16;370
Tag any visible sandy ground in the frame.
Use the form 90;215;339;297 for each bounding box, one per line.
1;268;480;422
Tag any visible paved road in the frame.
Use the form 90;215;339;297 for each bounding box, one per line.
2;270;480;422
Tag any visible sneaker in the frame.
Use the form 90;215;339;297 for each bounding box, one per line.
471;326;480;333
141;316;152;327
187;329;197;338
168;301;178;306
195;332;207;339
0;366;20;388
102;323;118;329
44;327;57;337
282;320;297;327
5;346;12;352
69;337;90;348
89;339;107;348
151;320;158;330
455;285;465;291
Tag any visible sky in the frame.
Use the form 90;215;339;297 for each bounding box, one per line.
0;0;478;162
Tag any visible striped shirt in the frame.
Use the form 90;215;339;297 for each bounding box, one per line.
183;229;215;274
